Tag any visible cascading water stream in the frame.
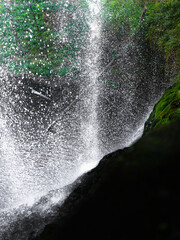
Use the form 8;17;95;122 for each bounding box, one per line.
78;0;102;173
0;0;169;239
0;1;104;237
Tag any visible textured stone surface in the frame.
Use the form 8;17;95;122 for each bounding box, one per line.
35;118;180;240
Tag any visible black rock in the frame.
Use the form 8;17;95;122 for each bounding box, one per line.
34;118;180;240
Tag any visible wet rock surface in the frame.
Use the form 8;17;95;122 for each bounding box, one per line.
34;117;180;240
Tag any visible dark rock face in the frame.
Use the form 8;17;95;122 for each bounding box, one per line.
34;118;180;240
0;72;80;138
95;29;169;152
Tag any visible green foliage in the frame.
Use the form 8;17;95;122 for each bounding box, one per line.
0;0;88;76
102;0;142;35
144;0;180;74
103;0;180;81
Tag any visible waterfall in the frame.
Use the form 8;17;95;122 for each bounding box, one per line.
78;0;102;174
0;0;169;238
0;1;104;237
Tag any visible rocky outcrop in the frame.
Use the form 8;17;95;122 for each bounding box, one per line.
34;117;180;240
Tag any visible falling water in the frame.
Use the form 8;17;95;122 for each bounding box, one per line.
0;1;104;238
78;0;102;173
0;0;169;239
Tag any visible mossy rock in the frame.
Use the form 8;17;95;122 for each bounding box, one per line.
144;81;180;134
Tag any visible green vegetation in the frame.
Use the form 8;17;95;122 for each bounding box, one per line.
1;0;179;81
144;0;180;77
144;82;180;133
102;0;142;34
102;0;180;130
103;0;180;80
0;0;88;76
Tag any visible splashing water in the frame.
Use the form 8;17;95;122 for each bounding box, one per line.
0;0;169;238
0;0;104;234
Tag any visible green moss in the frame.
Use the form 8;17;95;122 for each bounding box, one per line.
144;82;180;133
